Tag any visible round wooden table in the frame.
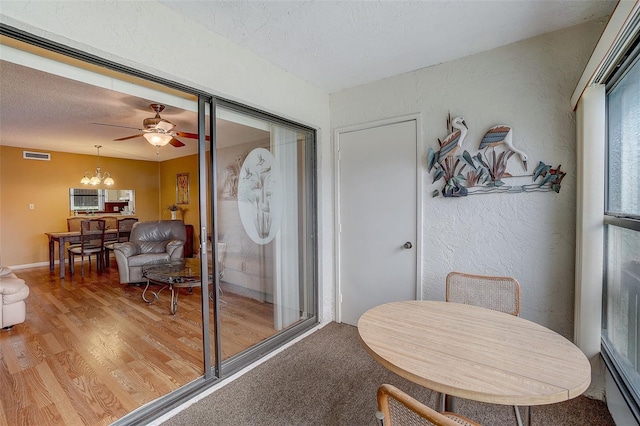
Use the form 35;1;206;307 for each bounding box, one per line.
358;300;591;407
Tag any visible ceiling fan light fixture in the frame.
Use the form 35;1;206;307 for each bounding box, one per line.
100;103;188;149
143;132;172;147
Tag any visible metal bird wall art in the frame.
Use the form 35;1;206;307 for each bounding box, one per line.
479;125;529;171
438;116;468;162
427;113;565;197
533;162;566;193
427;115;470;197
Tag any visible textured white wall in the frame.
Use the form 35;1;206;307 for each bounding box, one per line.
0;1;334;322
0;3;608;335
330;19;606;339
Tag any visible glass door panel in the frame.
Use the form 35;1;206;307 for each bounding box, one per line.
212;106;316;361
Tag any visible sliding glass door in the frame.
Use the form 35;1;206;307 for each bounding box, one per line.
1;25;318;425
210;104;317;369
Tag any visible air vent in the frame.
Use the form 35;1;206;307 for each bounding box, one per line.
23;151;51;161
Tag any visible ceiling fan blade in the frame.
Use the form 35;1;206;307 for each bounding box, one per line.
93;122;143;131
156;119;176;132
113;134;144;141
169;137;186;148
175;131;211;141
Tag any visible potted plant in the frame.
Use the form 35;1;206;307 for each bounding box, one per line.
167;204;181;220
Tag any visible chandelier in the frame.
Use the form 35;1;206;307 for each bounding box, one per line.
81;145;114;186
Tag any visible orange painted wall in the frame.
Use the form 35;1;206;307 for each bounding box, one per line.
0;146;162;266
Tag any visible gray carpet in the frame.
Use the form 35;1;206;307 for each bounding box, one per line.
162;322;615;426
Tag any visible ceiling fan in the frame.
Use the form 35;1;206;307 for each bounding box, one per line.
93;103;201;148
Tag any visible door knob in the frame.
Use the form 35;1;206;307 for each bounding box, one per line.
403;242;413;249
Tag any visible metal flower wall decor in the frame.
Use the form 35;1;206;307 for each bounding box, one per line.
427;114;566;197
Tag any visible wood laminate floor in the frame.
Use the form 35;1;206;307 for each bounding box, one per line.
0;262;276;425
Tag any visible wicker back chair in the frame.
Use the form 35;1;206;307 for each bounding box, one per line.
445;271;524;425
376;384;480;426
446;272;521;316
104;217;139;267
67;217;85;232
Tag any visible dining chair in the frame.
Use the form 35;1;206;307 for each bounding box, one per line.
66;217;84;232
66;216;86;252
445;271;521;316
376;384;480;426
68;219;106;277
445;271;524;425
104;217;138;267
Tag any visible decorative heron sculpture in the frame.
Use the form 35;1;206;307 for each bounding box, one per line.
437;116;468;162
479;125;528;171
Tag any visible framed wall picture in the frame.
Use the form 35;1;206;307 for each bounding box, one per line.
176;172;190;204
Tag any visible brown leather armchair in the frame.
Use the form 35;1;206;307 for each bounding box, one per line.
113;220;186;284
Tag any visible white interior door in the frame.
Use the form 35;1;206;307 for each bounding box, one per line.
337;118;418;326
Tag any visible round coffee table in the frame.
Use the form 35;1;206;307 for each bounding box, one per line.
142;258;210;314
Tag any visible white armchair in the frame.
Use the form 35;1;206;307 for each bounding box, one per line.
0;267;30;330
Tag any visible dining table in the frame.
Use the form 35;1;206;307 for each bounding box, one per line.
358;300;591;424
45;229;118;278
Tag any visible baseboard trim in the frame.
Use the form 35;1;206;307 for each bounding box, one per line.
7;261;51;270
8;257;105;270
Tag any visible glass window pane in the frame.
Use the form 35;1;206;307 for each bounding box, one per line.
607;57;640;216
603;225;640;392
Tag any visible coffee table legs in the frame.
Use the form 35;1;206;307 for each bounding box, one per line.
142;280;165;304
170;288;181;314
142;280;184;315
